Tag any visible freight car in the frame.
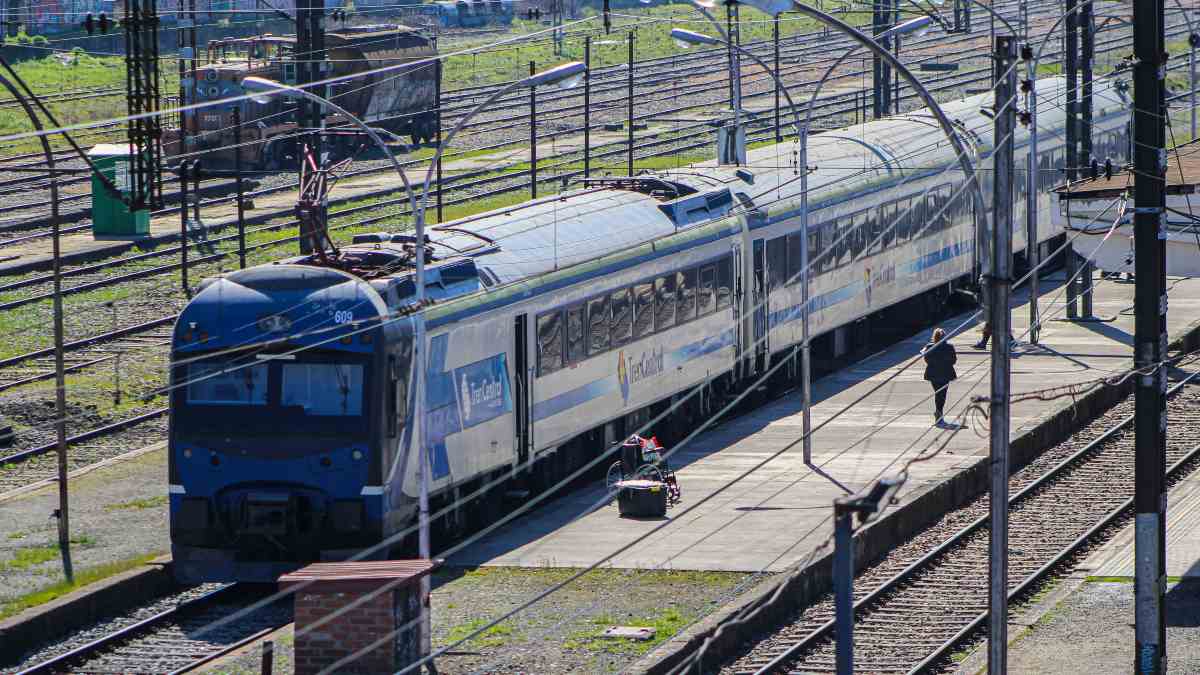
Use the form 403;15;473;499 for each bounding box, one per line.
165;24;438;167
167;75;1131;583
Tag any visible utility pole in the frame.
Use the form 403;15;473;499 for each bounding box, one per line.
774;15;781;142
1132;0;1168;669
529;61;537;199
1078;0;1095;318
232;106;247;269
1024;42;1040;344
872;0;893;118
584;36;591;178
1064;0;1080;319
295;0;324;174
179;160;190;295
833;504;854;675
987;34;1017;675
723;1;744;165
627;30;634;176
177;0;197;168
832;479;901;675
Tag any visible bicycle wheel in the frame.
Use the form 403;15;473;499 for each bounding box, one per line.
605;461;625;502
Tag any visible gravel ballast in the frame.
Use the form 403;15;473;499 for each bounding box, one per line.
213;566;755;674
0;443;169;609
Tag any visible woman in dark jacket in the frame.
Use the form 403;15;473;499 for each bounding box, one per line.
922;327;957;426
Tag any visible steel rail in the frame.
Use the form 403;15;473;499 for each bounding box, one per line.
754;369;1200;674
13;583;284;675
0;26;1174;319
0;404;169;467
0;4;1147;284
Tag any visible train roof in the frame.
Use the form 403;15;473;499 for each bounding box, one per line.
190;74;1131;330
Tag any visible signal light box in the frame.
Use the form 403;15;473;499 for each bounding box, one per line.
88;144;150;239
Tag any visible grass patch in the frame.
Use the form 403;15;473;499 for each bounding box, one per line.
0;546;60;572
105;495;168;511
0;536;95;573
1085;575;1134;583
445;617;518;648
0;552;162;620
564;606;690;656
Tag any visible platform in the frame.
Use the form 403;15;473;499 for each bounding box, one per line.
452;273;1200;572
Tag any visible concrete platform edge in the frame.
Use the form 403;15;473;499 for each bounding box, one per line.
629;315;1200;675
0;556;174;668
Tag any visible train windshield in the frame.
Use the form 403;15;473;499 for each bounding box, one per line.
178;353;369;436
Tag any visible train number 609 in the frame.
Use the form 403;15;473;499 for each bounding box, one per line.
333;310;354;324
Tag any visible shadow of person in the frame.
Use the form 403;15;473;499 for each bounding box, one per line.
1165;576;1200;628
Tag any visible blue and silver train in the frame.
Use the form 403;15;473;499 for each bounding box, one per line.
168;75;1131;583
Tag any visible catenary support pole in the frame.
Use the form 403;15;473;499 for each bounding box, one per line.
774;15;781;142
1079;0;1094;318
179;159;189;297
232;106;246;269
436;52;444;222
628;31;635;176
1064;0;1079;318
872;0;892;118
1192;33;1198;141
584;36;591;177
1132;0;1168;669
529;61;537;199
0;75;76;583
833;504;853;675
988;34;1017;674
1025;46;1040;344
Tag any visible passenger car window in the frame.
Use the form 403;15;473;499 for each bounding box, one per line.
677;269;697;322
633;282;655;338
788;234;804;286
566;304;586;364
698;265;716;316
588;295;610;355
537;311;563;376
655;276;676;330
767;236;787;290
716;257;733;309
611;288;633;345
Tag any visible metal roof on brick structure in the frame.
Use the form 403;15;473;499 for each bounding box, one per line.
279;559;442;591
1055;146;1200;200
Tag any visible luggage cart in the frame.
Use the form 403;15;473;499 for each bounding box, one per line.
605;435;680;506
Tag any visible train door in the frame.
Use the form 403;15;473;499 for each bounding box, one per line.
752;238;769;375
513;314;531;469
733;240;751;381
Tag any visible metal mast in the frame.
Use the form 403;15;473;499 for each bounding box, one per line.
1132;0;1169;669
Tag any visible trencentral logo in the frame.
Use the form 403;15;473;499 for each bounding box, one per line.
461;372;504;421
617;347;665;406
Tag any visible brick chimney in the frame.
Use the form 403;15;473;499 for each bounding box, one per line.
280;559;441;675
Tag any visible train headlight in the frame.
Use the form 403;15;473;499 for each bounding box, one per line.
183;448;192;458
352;450;363;461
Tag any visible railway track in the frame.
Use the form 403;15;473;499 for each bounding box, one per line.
0;86;125;112
0;1;1164;491
0;5;1164;310
0;0;1034;226
0;326;173;393
723;371;1200;674
17;584;290;675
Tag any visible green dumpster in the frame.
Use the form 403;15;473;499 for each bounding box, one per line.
88;144;150;238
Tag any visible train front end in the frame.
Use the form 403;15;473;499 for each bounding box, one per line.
168;265;395;583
